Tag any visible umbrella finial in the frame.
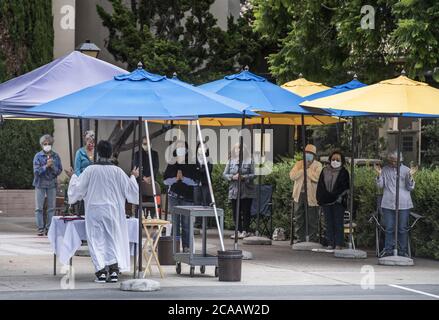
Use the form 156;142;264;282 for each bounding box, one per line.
244;65;249;71
298;73;303;79
172;72;177;78
137;61;143;69
401;69;407;76
353;73;358;80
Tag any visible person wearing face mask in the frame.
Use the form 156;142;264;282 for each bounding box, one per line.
33;134;63;236
316;150;350;250
132;137;160;185
374;151;417;258
223;143;256;239
73;130;96;176
289;144;323;243
164;141;198;252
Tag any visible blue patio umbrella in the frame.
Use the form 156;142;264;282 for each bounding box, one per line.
199;68;331;248
22;65;254;120
199;68;308;115
21;64;259;270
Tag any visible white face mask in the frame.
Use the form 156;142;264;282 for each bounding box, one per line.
43;145;52;153
331;160;341;169
142;144;148;151
176;147;186;157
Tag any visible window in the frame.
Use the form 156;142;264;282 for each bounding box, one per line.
402;136;413;152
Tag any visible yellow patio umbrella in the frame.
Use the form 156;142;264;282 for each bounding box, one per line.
301;73;439;115
150;113;343;126
282;73;330;97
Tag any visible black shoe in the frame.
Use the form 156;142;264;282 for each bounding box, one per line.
94;270;108;283
107;271;118;283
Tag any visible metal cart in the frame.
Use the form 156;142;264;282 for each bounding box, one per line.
172;206;224;277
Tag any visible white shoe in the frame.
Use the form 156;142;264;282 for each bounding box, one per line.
238;231;246;239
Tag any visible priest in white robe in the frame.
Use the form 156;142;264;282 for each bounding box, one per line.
68;140;139;283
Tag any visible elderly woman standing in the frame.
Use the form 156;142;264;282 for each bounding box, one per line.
375;151;417;257
33;134;63;236
74;130;95;176
316;150;350;250
223;143;256;239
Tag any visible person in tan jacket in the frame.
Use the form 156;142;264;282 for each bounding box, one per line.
289;144;323;243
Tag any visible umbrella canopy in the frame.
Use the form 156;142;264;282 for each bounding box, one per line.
0;51;128;114
152;114;343;126
301;74;439;116
281;74;330;97
20;65;255;120
304;78;367;101
194;68;340;125
199;69;307;114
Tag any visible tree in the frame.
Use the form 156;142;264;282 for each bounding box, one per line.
0;0;54;189
97;0;275;84
253;0;439;84
422;120;439;167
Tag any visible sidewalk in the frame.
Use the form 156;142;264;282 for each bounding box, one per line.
1;217;439;295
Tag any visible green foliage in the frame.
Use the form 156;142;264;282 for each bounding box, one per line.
211;163;234;229
252;0;439;84
0;0;53;82
97;0;275;84
411;169;439;259
421;121;439;167
0;120;54;189
261;158;295;237
0;1;54;189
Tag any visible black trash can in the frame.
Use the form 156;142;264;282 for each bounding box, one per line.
217;250;243;281
158;236;175;265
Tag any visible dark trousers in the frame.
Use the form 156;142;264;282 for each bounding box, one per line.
231;198;253;233
294;193;319;242
322;203;345;248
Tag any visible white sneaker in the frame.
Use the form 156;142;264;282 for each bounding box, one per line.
238;231;246;239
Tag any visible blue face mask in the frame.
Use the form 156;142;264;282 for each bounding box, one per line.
305;153;314;162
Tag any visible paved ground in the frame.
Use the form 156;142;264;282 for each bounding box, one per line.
1;217;439;300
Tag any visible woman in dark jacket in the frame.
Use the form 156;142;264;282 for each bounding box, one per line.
164;140;198;252
317;150;350;250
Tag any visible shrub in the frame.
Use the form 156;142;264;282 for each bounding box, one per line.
0;119;54;189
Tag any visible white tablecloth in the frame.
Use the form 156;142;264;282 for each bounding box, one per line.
48;216;139;266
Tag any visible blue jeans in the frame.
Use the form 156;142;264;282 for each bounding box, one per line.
169;196;192;249
382;208;410;255
35;187;56;232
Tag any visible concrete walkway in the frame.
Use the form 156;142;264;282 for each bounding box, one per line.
1;217;439;299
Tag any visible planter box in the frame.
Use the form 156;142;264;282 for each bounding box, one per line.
0;190;36;217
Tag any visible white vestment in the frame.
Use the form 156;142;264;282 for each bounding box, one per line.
68;164;139;272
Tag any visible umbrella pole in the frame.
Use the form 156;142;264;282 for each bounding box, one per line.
301;115;310;242
234;111;246;250
137;117;143;275
79;119;83;147
94;120;98;163
394;119;401;257
196;120;225;251
349;118;356;249
131;121;137;166
144;120;159;217
256;118;265;236
67;118;73;168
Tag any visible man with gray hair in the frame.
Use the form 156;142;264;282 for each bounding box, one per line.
374;151;417;257
33;134;63;236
